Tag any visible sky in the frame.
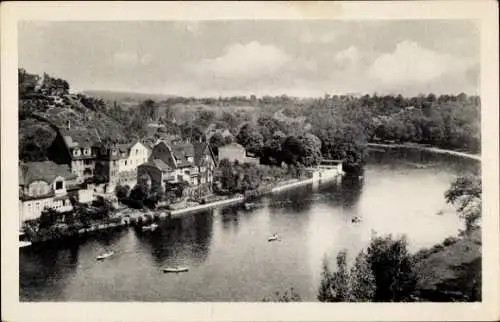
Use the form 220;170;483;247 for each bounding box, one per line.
18;20;480;97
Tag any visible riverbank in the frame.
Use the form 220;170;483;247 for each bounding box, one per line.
22;168;343;247
171;170;342;216
367;143;481;161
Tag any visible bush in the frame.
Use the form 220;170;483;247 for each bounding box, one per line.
442;236;459;247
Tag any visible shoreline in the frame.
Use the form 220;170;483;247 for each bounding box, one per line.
367;143;481;161
23;172;342;246
170;174;340;216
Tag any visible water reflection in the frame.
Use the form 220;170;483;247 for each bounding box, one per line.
139;212;214;266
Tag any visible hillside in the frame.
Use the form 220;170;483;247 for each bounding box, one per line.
413;229;481;301
19;70;131;162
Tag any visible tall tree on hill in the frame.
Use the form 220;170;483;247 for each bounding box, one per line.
209;132;225;157
236;123;264;156
140;99;159;121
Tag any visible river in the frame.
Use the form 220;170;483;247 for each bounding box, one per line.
20;149;480;302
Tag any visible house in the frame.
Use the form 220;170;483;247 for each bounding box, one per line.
218;143;259;164
47;122;102;183
137;140;217;196
94;140;151;191
18;161;91;227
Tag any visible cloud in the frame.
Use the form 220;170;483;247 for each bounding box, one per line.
335;46;360;67
368;40;472;86
113;51;152;66
192;41;291;80
300;31;337;44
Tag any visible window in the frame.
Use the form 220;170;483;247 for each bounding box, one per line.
55;181;63;190
84;159;92;165
124;160;127;166
136;149;139;155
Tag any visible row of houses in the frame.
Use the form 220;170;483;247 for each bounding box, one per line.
18;121;252;227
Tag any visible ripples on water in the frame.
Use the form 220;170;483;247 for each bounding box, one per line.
20;149;480;302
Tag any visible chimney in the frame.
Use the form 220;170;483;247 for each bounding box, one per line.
67;120;71;130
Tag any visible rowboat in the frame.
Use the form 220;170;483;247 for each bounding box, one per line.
351;216;362;223
268;234;280;242
96;251;114;260
163;266;189;273
142;223;159;232
19;240;32;248
244;202;256;210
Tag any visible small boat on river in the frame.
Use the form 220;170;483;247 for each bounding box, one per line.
352;216;362;223
244;202;257;210
142;223;159;232
163;266;190;273
96;251;114;261
268;233;280;242
19;240;32;248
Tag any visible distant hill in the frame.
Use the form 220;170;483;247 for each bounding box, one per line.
82;90;175;103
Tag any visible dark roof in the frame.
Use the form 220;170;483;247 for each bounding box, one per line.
171;143;195;168
193;142;216;166
19;161;76;186
59;127;101;148
141;159;171;171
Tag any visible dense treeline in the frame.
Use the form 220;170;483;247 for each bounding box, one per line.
19;69;481;168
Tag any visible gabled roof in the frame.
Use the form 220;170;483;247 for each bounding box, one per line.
171;143;195;168
19;161;76;186
193;142;217;166
59;127;101;148
146;159;171;171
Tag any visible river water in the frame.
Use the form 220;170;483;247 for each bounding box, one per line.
20;149;479;302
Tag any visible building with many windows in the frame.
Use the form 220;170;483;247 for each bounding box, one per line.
18;161;90;226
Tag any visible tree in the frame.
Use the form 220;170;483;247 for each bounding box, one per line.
348;250;376;302
209;132;225;156
327;251;351;301
366;234;417;302
261;130;287;165
280;133;322;168
195;110;216;128
318;234;415;302
236;123;264;156
115;184;130;200
180;123;205;142
130;183;149;203
445;174;482;234
236;163;263;192
281;135;303;166
298;133;322;167
149;184;165;204
38;208;59;229
140;99;159;121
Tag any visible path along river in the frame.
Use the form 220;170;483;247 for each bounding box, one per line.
20;148;480;301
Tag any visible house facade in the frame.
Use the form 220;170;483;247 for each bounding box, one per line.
137;140;217;196
218;143;259;164
18;161;89;227
47;123;101;183
95;140;151;191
